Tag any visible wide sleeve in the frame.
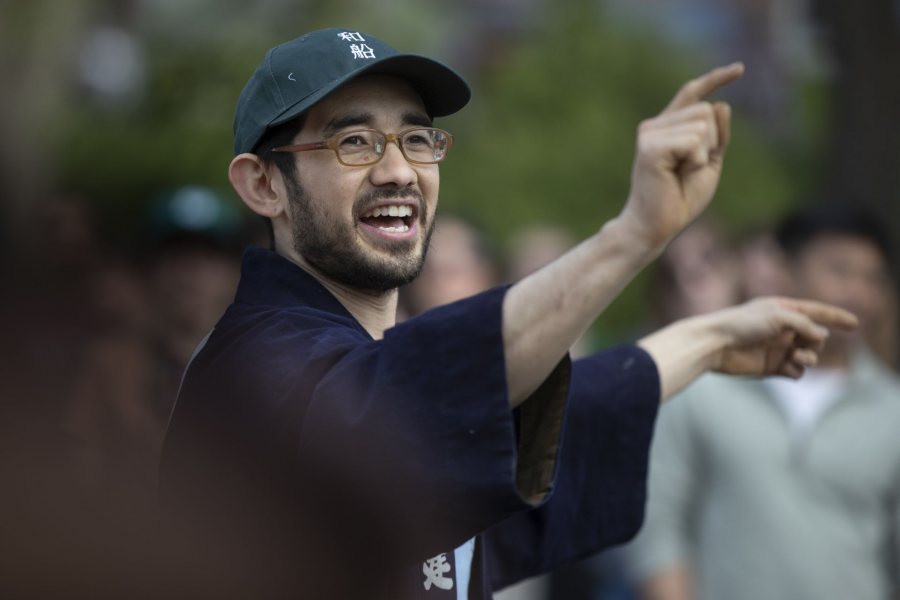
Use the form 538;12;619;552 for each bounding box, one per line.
620;382;706;585
162;285;570;563
483;345;661;591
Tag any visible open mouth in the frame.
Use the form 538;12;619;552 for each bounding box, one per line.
359;204;416;233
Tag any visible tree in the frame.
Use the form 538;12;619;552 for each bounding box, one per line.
813;0;900;239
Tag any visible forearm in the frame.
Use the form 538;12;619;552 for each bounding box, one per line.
503;216;661;406
637;312;727;402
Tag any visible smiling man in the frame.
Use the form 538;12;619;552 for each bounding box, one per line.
160;28;857;599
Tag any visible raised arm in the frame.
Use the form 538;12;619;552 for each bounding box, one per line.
503;63;744;405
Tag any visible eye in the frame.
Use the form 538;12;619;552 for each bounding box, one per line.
337;132;372;147
403;132;434;147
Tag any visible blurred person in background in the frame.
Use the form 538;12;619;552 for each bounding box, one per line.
0;192;140;598
737;226;792;300
739;224;898;370
0;192;105;491
622;202;900;600
399;214;498;319
865;281;899;370
65;186;246;500
505;225;580;284
648;216;744;326
505;225;594;360
0;194;103;422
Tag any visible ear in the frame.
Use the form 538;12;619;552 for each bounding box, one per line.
228;153;286;218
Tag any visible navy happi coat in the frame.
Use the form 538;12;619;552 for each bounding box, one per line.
161;246;659;599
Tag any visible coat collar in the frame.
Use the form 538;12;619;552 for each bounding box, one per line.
233;246;358;321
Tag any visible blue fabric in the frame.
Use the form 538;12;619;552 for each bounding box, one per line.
160;246;660;599
481;348;662;595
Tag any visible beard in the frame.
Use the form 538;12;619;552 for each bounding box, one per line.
284;173;434;293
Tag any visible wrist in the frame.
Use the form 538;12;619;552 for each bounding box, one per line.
683;311;733;372
637;313;730;402
601;215;667;265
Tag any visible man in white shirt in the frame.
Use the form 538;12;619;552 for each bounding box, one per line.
624;202;900;600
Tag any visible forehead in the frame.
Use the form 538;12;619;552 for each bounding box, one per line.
302;74;428;132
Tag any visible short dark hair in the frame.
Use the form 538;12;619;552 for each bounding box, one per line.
249;115;307;248
774;202;893;267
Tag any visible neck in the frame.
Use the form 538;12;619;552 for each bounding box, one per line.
281;247;398;339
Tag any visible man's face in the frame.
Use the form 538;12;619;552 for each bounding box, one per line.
792;234;890;331
277;75;439;292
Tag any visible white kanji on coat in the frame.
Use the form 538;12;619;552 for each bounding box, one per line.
422;553;453;591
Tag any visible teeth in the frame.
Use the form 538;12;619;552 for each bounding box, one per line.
378;224;410;233
362;205;413;218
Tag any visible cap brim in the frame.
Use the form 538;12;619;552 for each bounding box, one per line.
267;53;471;131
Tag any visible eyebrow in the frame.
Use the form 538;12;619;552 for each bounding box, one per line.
322;113;373;138
321;110;434;138
402;112;433;128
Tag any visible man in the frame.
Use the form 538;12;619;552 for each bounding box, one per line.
160;28;855;598
623;203;900;600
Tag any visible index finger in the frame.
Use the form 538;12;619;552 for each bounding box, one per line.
664;62;745;113
779;298;859;331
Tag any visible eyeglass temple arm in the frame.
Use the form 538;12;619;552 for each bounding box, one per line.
272;141;328;153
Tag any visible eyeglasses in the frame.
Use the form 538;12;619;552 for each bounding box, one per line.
272;127;454;166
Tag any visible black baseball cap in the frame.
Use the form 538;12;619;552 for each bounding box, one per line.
233;27;471;155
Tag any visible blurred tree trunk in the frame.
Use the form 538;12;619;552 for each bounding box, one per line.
814;0;900;368
0;0;94;254
813;0;900;228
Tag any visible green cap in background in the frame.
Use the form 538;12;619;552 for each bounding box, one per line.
146;186;247;253
233;27;471;155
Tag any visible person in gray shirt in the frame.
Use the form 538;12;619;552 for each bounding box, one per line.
623;203;900;600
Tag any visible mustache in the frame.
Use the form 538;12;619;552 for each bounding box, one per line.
356;186;425;215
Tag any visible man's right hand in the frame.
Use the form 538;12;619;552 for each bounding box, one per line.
617;63;744;252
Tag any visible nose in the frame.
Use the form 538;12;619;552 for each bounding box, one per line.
368;138;418;188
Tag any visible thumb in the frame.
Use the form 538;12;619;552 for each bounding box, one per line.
710;102;732;159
